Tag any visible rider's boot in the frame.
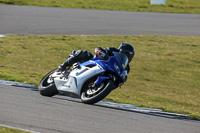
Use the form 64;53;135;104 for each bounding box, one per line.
58;50;93;71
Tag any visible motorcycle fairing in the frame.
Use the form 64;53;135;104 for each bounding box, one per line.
54;76;79;98
54;64;105;97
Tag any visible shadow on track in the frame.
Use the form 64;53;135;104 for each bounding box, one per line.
51;94;200;122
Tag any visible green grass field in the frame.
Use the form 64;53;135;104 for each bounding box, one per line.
0;35;199;119
0;0;200;14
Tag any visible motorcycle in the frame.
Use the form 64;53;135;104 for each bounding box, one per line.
38;51;128;104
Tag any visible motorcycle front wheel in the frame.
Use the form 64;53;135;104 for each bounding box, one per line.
81;79;115;104
38;69;59;97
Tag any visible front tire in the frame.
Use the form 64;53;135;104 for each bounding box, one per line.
38;69;59;97
81;79;115;104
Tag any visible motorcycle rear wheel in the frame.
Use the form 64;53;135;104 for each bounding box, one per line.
81;79;115;104
38;69;59;97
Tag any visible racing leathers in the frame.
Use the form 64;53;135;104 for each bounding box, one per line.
58;47;130;74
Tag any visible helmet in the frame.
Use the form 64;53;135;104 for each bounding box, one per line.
118;43;135;63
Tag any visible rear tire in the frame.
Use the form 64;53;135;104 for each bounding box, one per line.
38;69;59;97
81;79;115;104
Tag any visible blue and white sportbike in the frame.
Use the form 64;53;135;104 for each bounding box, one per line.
38;52;128;104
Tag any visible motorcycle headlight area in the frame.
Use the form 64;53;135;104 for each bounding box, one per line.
120;71;128;82
114;63;120;74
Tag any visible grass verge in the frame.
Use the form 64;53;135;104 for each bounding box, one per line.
0;0;200;14
0;127;31;133
0;35;199;119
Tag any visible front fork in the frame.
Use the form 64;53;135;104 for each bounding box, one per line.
95;75;113;86
93;75;117;91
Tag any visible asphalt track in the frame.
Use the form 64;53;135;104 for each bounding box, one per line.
0;84;199;133
0;5;200;36
0;5;200;133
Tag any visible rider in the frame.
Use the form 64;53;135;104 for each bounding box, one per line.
58;43;135;74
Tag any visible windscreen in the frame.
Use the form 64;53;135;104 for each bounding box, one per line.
113;52;128;69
